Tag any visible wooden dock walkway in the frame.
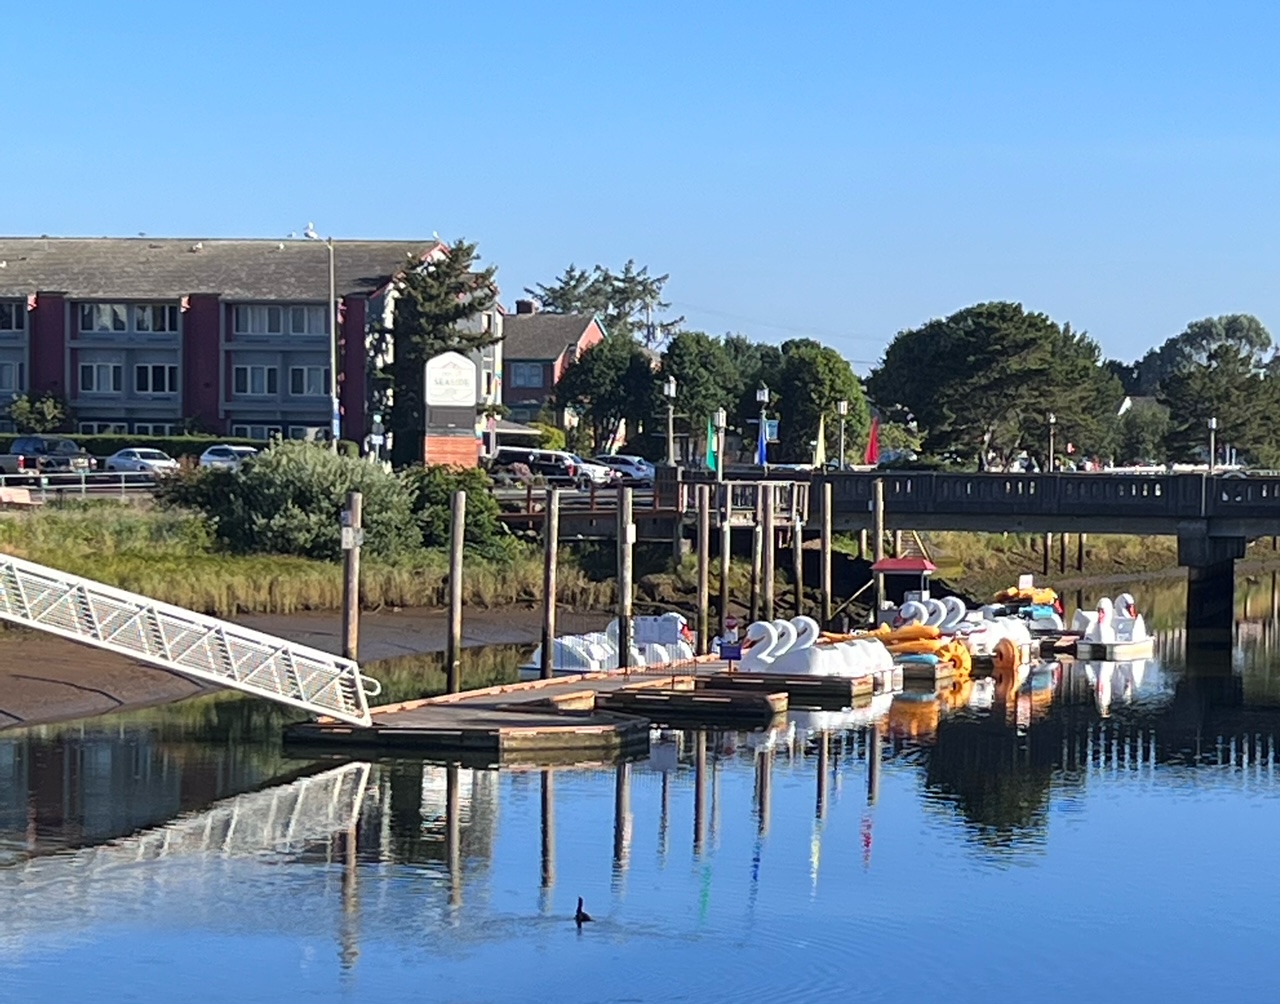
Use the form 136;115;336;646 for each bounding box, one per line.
285;661;795;764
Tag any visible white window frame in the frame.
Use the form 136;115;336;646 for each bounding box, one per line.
133;423;176;436
289;365;329;396
134;304;180;333
233;305;285;336
79;303;178;333
289;306;328;335
233;365;279;396
78;421;128;434
510;362;542;388
0;302;24;331
134;363;180;395
80;362;123;394
231;424;283;441
0;361;23;393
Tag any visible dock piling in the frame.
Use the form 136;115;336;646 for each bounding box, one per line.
617;487;635;671
820;482;833;628
341;491;362;662
873;479;885;615
697;484;710;654
762;486;776;621
446;490;466;694
719;485;732;636
750;489;763;623
541;488;559;680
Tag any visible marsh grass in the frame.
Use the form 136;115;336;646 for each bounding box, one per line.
0;507;614;617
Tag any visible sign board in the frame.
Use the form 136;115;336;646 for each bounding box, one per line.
1017;573;1034;591
766;419;779;442
425;352;477;407
719;643;742;661
340;527;365;550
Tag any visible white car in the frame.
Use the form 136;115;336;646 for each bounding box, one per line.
104;448;181;474
199;445;259;470
568;454;619;487
593;454;655;484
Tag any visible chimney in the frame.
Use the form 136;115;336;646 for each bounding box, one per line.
515;298;539;315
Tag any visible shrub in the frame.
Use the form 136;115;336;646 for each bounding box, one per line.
530;422;566;451
159;440;420;561
400;464;518;560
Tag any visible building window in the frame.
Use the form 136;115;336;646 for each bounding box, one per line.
80;303;129;332
233;305;284;335
289;306;327;335
134;423;176;436
233;365;279;396
289;366;329;396
510;362;543;388
135;364;180;394
79;421;128;434
231;424;283;441
80;363;123;393
0;302;24;331
134;304;180;332
288;426;327;441
0;362;23;393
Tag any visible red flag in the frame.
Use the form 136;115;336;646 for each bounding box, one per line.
863;416;880;465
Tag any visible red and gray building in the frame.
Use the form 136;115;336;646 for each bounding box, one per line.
0;236;442;440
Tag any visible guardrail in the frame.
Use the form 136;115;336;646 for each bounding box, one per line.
0;471;160;500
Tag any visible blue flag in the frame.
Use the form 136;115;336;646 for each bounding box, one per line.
756;415;768;466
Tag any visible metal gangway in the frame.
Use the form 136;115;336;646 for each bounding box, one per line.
0;552;378;726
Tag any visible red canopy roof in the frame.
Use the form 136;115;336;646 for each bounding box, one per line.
871;557;937;573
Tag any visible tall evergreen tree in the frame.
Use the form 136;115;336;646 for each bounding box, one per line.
527;260;683;348
384;241;498;468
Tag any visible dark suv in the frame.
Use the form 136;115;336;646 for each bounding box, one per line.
3;436;97;474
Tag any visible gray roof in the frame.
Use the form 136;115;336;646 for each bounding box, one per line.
0;237;442;300
502;313;599;360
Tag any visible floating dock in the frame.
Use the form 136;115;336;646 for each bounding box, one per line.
285;663;793;763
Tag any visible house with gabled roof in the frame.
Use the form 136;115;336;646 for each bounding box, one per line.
500;300;606;425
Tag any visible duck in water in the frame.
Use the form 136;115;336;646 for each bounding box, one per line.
575;897;593;927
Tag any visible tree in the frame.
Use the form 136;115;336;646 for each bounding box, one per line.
383;240;499;468
773;340;868;463
659;332;738;445
528;260;683;348
400;465;515;560
7;393;67;433
1154;315;1275;462
723;335;783;441
1115;400;1170;464
553;333;657;452
867;302;1123;468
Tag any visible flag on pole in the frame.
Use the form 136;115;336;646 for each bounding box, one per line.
864;415;880;466
813;413;827;467
756;414;768;466
705;417;718;472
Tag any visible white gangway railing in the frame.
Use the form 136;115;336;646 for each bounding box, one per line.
0;552;379;726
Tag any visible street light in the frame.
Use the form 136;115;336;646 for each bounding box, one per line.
663;375;678;466
837;399;849;470
756;385;770;469
1047;411;1057;472
304;223;340;451
713;406;727;482
1208;416;1218;473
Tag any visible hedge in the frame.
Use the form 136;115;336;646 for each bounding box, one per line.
0;434;267;461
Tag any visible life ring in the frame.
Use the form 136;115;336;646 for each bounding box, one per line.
993;637;1020;675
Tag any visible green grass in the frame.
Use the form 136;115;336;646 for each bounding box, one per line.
0;505;614;617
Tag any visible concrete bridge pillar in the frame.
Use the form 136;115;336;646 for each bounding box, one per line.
1178;531;1246;650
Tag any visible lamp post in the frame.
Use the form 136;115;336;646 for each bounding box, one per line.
837;399;849;470
713;406;727;482
1047;411;1056;472
664;375;678;466
1208;416;1218;473
756;385;770;469
305;224;340;451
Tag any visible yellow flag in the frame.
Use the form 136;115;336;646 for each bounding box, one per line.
813;413;827;466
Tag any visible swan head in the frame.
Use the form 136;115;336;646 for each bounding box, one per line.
893;600;928;627
925;598;948;626
791;615;821;648
743;620;778;651
1115;592;1137;618
771;619;798;654
1095;596;1114;623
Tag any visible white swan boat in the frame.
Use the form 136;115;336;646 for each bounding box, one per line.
1071;595;1153;660
740;617;895;679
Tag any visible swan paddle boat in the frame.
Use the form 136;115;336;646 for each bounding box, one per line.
1072;595;1153;659
740;617;895;679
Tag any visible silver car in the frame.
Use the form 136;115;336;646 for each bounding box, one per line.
104;448;181;473
199;445;259;470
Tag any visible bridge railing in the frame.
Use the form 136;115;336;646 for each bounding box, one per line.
1207;475;1280;519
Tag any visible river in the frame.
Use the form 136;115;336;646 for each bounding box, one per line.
2;586;1280;1001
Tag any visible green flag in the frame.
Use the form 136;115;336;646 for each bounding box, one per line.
706;417;718;472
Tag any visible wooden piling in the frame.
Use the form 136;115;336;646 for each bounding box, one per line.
762;486;776;621
446;489;466;694
892;529;902;558
697;484;711;654
540;769;555;892
541;488;559;680
613;762;632;871
756;747;773;835
341;491;362;662
791;522;804;617
867;722;882;805
446;763;461;906
820;482;833;628
617;486;635;671
1077;532;1087;572
750;489;763;623
872;478;885;615
1059;530;1067;574
858;528;868;560
816;730;829;819
694;729;708;854
1042;532;1052;576
719;485;732;636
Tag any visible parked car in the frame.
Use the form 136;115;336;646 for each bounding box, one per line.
488;447;617;488
198;445;259;470
0;436;97;476
593;454;655;485
104;448;181;474
568;454;620;487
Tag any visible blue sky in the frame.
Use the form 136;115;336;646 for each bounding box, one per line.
7;0;1279;370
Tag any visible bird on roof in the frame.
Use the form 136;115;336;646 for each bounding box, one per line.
304;223;319;240
574;897;593;927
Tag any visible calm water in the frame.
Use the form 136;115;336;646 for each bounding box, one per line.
4;620;1280;1001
